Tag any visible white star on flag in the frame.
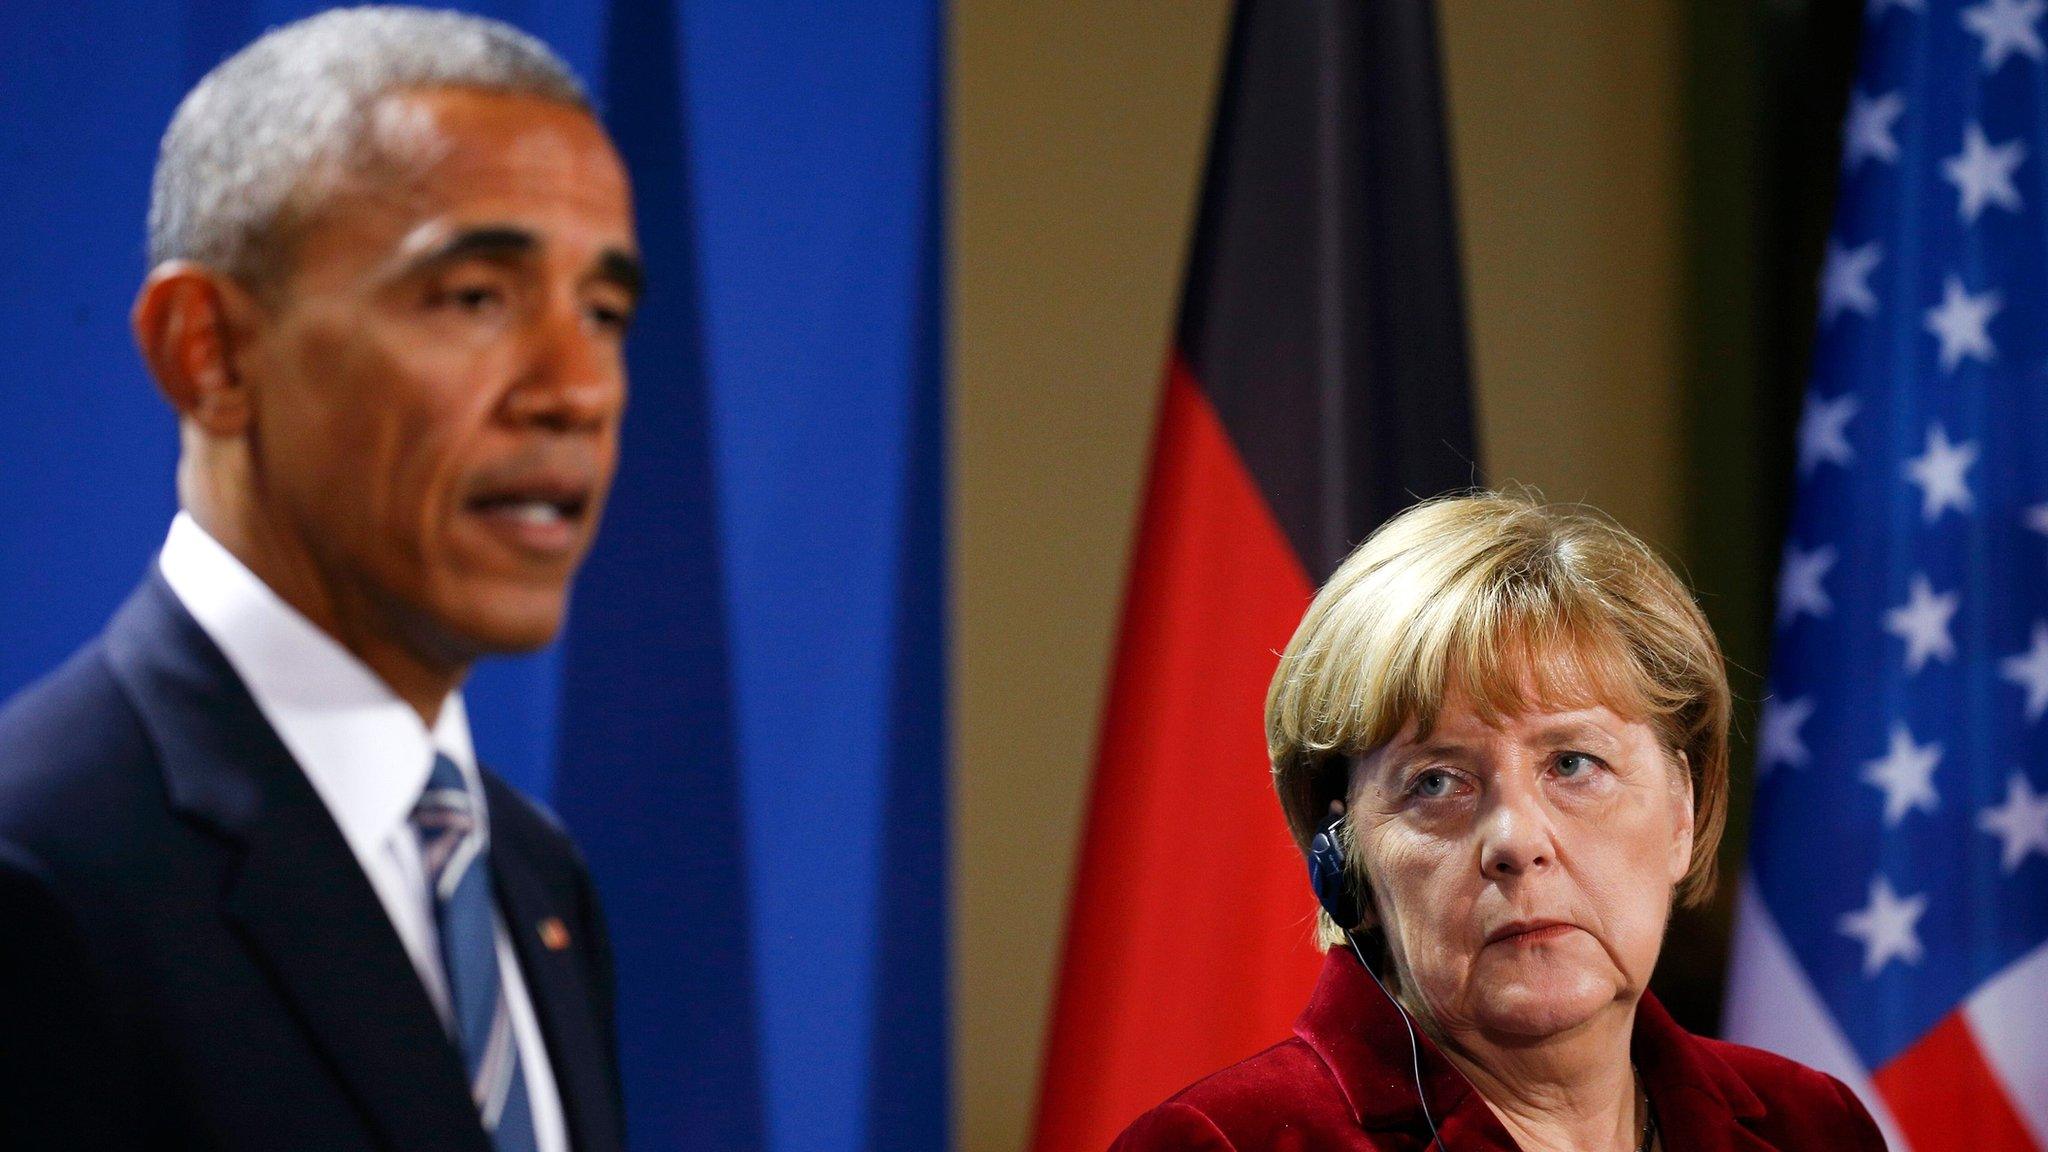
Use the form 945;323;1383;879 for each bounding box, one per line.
1862;722;1943;825
1963;0;2048;71
1978;774;2048;872
1758;695;1815;773
1839;875;1929;976
1884;573;1960;672
1747;0;2048;1086
1845;90;1907;169
1798;392;1859;473
2001;622;2048;720
1821;240;1883;324
1924;276;2001;371
1942;123;2027;221
1777;543;1837;625
1901;424;1978;521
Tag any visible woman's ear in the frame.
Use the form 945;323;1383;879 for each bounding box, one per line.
1345;843;1382;936
1353;887;1379;933
1334;799;1380;933
1669;748;1696;884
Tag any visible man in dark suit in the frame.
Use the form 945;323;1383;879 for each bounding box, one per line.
0;9;639;1150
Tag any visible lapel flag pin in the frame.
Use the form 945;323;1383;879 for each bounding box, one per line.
539;917;571;952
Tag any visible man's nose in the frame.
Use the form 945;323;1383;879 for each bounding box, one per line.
1477;776;1559;881
503;299;625;431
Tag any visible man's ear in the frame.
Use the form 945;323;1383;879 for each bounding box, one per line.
131;262;260;437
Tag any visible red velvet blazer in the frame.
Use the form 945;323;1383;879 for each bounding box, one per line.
1113;949;1887;1151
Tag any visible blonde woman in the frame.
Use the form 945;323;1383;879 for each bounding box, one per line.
1115;494;1885;1152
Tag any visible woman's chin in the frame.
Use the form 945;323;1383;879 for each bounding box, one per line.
1463;951;1621;1038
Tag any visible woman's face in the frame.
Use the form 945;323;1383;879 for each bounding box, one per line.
1349;685;1694;1045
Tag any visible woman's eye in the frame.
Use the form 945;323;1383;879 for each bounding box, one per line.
1412;770;1456;799
1556;752;1598;778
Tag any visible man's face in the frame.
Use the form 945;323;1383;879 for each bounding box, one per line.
236;87;638;662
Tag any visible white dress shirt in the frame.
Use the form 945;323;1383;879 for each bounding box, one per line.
158;512;570;1152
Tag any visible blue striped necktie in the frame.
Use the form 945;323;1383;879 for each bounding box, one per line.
413;754;538;1152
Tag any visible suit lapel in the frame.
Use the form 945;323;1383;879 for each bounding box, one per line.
1647;1091;1782;1152
226;795;493;1152
103;573;491;1152
1633;994;1781;1152
491;800;623;1152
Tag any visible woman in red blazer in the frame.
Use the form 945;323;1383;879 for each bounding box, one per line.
1115;494;1887;1151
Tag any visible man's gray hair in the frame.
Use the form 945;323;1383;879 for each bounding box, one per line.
148;5;590;284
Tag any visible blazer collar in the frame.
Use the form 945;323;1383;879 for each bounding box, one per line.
1295;948;1777;1150
1631;991;1776;1152
103;568;284;841
1293;945;1494;1139
102;571;492;1152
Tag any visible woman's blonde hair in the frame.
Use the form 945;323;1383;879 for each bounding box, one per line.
1267;491;1730;950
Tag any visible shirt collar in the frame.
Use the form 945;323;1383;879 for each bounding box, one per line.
156;512;483;858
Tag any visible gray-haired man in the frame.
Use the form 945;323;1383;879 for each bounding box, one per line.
0;8;635;1150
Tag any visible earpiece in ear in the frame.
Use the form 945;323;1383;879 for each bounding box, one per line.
1310;809;1443;1151
1307;807;1363;929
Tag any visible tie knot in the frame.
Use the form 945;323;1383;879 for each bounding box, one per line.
424;751;467;796
416;753;474;817
414;754;479;892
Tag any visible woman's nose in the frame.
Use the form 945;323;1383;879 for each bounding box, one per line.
1479;784;1557;879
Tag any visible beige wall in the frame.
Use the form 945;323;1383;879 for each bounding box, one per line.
1446;2;1685;552
952;3;1685;1149
952;5;1233;1149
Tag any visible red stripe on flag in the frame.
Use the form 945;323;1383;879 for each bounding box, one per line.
1029;357;1325;1152
1872;1012;2041;1151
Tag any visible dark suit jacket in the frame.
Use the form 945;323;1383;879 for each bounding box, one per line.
0;572;625;1152
1114;948;1888;1151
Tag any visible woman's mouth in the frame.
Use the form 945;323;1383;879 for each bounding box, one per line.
1485;920;1577;946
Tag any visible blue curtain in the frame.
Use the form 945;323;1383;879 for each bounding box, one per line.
0;3;949;1149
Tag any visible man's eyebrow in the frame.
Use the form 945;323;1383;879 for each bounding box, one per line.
596;249;645;301
398;226;540;274
391;226;643;301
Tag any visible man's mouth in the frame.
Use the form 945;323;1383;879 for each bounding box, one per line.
463;476;595;556
468;493;590;524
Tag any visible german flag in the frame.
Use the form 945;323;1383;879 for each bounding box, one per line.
1030;2;1479;1147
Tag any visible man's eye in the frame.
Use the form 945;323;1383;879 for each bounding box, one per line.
451;285;503;310
588;302;634;332
428;280;508;314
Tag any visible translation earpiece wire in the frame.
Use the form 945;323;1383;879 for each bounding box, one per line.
1345;930;1447;1152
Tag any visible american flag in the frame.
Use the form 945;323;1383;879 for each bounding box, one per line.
1724;2;2048;1148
